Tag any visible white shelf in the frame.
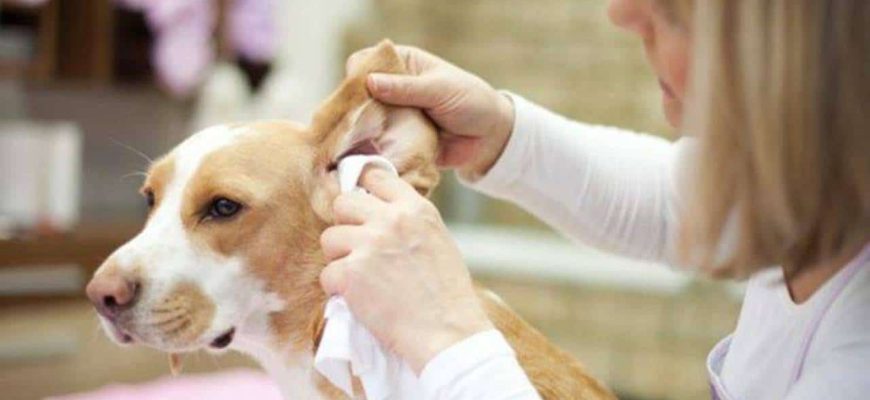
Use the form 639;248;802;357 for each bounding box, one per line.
0;263;84;296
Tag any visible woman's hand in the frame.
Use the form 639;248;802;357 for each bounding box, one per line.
346;44;515;179
319;169;494;373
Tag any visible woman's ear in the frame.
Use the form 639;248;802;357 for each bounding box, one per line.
309;40;440;222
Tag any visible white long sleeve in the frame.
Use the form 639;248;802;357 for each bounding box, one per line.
416;94;688;399
424;94;870;400
462;93;690;265
418;330;541;400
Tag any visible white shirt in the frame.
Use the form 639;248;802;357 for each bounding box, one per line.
416;93;870;399
711;248;870;400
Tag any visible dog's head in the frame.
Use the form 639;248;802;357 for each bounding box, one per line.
85;40;439;355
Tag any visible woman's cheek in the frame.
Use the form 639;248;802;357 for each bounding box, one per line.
666;36;691;99
661;32;691;128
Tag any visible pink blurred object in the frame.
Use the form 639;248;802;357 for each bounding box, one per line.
150;0;216;97
115;0;277;97
47;369;283;400
116;0;215;97
229;0;277;63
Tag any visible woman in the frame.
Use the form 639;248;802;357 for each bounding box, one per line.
319;0;869;398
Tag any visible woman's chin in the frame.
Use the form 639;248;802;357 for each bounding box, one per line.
662;96;683;130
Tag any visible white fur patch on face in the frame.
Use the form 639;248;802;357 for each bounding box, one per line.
98;124;285;351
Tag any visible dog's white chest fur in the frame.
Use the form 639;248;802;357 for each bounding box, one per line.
234;340;330;400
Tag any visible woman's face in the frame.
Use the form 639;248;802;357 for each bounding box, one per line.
608;0;691;128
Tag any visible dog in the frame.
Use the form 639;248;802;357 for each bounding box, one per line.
85;40;615;400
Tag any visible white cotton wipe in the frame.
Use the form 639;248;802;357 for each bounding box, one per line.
314;154;422;400
337;155;398;194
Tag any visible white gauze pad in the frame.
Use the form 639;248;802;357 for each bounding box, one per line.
337;154;399;194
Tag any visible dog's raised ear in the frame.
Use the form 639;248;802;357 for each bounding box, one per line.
309;40;440;222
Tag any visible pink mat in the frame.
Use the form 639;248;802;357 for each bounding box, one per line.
48;369;283;400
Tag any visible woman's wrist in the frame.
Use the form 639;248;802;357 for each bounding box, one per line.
403;303;495;374
458;92;515;180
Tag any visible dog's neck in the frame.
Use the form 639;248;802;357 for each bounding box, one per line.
230;275;330;398
229;219;334;397
233;261;328;352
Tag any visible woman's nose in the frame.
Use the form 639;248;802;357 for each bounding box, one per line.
607;0;653;37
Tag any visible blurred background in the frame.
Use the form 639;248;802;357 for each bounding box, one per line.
0;0;741;399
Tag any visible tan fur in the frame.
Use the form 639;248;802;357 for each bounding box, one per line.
480;289;614;399
154;281;216;347
181;121;330;352
310;40;440;224
126;40;613;399
141;156;175;210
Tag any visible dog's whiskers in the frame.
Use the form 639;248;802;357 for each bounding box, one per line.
110;138;153;165
151;306;184;314
120;170;149;181
162;319;192;337
148;313;187;326
154;315;189;331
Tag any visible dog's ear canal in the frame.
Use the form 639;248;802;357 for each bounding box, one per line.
329;100;389;167
310;40;440;198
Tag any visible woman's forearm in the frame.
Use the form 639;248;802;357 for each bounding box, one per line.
462;93;688;265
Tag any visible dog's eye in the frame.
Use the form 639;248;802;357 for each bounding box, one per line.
208;198;242;219
144;190;155;209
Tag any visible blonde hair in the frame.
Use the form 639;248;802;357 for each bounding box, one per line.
679;0;869;277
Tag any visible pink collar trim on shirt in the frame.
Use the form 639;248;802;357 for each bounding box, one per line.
789;243;870;386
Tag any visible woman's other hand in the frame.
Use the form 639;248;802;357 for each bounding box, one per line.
346;44;515;179
319;169;494;373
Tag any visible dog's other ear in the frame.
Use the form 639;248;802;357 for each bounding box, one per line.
309;40;440;222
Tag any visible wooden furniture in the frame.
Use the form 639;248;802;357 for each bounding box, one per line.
0;0;59;81
0;221;140;302
56;0;115;83
1;0;116;83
